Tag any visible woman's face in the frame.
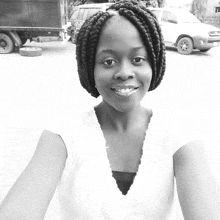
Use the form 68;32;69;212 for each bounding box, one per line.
94;15;152;113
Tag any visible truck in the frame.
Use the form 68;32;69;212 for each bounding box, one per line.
0;0;70;54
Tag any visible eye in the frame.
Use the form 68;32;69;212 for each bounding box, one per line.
133;57;145;64
103;59;116;67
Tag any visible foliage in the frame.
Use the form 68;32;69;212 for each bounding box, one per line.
157;0;165;7
190;0;208;22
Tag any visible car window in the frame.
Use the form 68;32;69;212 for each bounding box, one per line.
161;11;178;24
83;9;89;20
176;10;200;23
71;9;79;20
87;8;102;19
150;10;161;20
78;9;85;20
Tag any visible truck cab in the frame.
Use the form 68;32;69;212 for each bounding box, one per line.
0;0;70;54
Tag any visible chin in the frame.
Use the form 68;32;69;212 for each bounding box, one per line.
101;94;144;113
112;102;141;114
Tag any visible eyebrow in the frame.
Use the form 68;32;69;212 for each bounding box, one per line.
96;49;115;55
96;46;146;57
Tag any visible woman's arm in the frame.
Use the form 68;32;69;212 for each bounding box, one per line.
0;130;67;220
174;140;220;220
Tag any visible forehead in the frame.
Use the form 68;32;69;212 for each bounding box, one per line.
104;13;136;31
97;14;144;50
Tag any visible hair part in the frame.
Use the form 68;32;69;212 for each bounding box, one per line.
76;0;166;98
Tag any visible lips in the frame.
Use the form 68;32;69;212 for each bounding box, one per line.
111;86;139;97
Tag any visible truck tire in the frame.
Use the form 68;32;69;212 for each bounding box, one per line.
20;47;42;57
0;33;14;54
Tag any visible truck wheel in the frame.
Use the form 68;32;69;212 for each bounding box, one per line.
20;47;42;57
0;33;14;54
177;37;193;55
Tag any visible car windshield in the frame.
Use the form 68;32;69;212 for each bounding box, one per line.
71;8;79;20
87;8;101;19
150;10;161;20
176;10;200;23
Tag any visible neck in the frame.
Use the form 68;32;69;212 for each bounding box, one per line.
95;101;149;132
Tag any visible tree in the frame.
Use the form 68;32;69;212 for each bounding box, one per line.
157;0;165;7
190;0;208;22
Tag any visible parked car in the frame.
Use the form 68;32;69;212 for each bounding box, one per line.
149;7;220;54
68;3;112;43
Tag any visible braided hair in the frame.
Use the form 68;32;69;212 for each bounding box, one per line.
76;0;166;98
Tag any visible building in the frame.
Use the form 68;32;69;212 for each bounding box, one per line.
165;0;220;28
206;0;220;13
166;0;220;13
204;0;220;29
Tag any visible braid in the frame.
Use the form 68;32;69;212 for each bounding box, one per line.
118;8;157;88
76;11;111;97
108;0;166;91
87;13;111;97
76;0;166;97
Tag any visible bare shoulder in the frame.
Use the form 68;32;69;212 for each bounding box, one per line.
28;129;68;176
36;130;67;158
174;140;220;219
0;130;68;219
173;140;210;180
40;129;65;146
173;140;206;168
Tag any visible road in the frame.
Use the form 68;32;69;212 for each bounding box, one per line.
1;41;220;127
0;41;220;219
0;41;98;128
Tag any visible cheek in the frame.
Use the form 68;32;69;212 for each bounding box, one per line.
94;66;111;88
148;72;153;84
95;78;105;90
94;70;107;91
143;68;153;86
94;67;100;86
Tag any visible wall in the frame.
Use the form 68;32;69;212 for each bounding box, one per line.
206;0;220;13
204;12;220;28
204;0;220;28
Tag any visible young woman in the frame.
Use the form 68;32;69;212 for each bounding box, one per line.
0;1;219;219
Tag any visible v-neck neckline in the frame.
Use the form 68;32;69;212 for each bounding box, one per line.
91;106;155;197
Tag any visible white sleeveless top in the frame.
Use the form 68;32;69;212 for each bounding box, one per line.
49;107;203;220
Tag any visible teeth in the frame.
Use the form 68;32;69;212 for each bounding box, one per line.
116;88;133;93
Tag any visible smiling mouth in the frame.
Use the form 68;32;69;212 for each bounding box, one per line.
111;87;138;96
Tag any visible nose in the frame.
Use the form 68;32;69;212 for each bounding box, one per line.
114;61;134;81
